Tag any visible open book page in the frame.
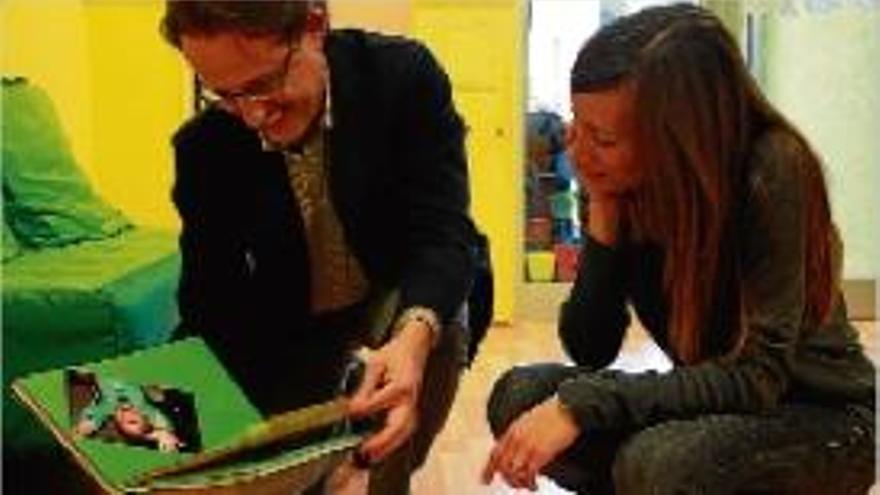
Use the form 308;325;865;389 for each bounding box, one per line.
66;368;202;454
11;338;262;490
13;337;366;493
143;434;362;493
137;398;352;482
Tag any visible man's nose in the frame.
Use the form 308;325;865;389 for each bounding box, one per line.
238;99;269;128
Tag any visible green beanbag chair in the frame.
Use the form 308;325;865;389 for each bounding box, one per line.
2;77;130;247
3;215;23;262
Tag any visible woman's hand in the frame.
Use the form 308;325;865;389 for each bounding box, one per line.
586;197;621;245
481;396;581;490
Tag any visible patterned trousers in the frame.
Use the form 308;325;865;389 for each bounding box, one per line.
487;363;875;495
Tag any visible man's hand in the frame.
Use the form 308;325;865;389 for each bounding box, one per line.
481;397;581;491
347;321;433;463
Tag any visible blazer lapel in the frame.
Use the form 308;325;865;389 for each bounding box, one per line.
324;32;374;245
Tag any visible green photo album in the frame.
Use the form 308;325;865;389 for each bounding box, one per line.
11;337;363;494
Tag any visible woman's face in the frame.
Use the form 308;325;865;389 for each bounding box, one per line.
569;86;642;197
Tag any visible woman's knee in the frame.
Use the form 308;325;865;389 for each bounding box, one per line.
486;363;576;437
612;422;708;495
611;415;782;495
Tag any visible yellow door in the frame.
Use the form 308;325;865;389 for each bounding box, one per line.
411;0;525;323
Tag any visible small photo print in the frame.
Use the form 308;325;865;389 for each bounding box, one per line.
66;368;202;453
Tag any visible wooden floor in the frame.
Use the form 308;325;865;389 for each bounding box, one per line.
409;318;878;495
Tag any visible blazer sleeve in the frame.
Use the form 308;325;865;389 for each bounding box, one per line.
393;43;476;323
555;134;813;434
171;115;251;343
558;234;631;368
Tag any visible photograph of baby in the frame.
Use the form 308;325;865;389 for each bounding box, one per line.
66;368;202;453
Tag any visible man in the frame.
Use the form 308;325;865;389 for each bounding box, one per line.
160;1;476;493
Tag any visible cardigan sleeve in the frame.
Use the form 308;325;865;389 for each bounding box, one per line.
558;234;631;369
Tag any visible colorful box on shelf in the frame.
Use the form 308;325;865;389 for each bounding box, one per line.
526;217;553;249
537;178;558;198
549;191;577;220
526;251;556;282
554;243;580;282
528;194;551;218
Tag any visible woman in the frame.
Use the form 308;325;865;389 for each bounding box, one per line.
483;4;875;494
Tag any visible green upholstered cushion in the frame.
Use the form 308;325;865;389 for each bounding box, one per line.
2;229;181;453
3;214;23;262
1;78;130;247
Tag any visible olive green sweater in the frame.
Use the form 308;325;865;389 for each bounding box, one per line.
556;131;875;435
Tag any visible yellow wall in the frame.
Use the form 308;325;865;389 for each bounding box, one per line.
84;4;186;228
331;0;412;34
411;0;525;322
2;1;186;229
2;1;95;176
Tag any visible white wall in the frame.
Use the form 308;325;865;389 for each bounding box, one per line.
527;0;695;118
757;2;880;281
528;0;600;117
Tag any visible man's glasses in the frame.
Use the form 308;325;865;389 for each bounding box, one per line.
199;37;299;111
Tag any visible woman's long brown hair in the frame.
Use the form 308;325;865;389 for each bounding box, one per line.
571;5;835;363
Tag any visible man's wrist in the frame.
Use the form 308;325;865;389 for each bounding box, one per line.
392;306;441;349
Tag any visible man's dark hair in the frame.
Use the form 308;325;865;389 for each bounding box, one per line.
161;0;327;48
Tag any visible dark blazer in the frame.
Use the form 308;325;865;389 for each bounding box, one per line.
171;30;475;377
